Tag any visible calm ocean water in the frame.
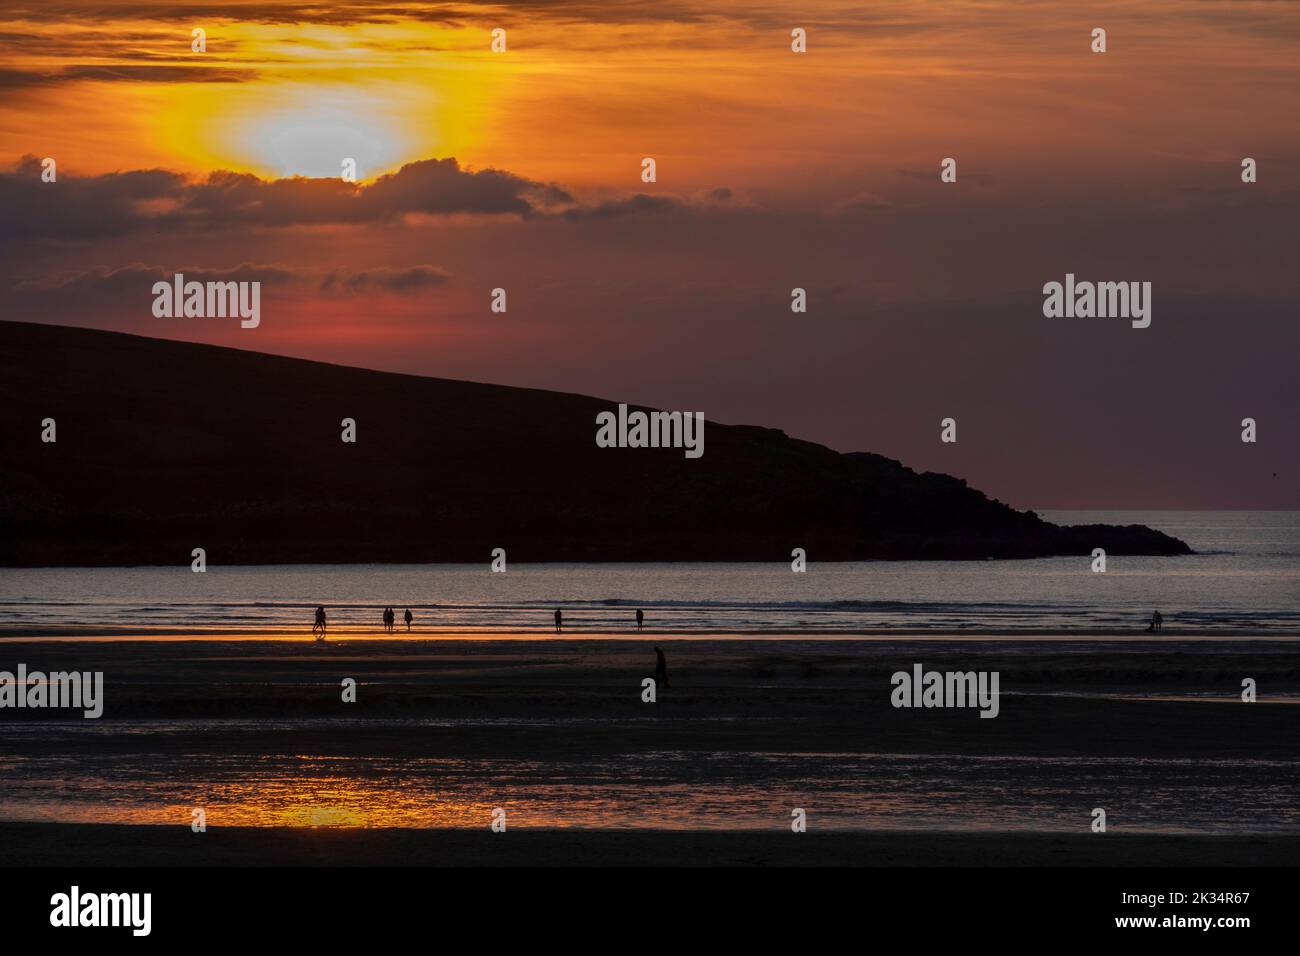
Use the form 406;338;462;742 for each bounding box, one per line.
1;511;1297;634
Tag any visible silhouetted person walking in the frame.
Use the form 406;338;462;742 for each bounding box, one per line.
654;646;670;689
1153;610;1163;632
404;608;413;632
383;607;393;633
313;606;327;641
554;609;562;633
636;608;644;632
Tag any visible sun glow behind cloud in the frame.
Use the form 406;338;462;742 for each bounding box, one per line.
221;89;411;179
157;19;520;180
8;0;1295;199
4;13;523;180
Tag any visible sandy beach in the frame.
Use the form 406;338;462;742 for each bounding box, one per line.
2;634;1297;866
3;634;1298;734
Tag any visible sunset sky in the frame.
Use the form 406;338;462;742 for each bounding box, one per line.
2;0;1297;509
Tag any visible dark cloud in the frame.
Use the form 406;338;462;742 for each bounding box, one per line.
3;262;453;309
0;68;46;89
0;1;724;27
1;156;187;240
561;194;685;221
0;3;419;26
359;158;573;218
0;65;252;89
1;1;954;36
550;188;738;221
9;262;297;294
0;156;574;240
0;154;731;240
319;264;451;293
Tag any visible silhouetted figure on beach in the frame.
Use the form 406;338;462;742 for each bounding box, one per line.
636;609;644;632
313;606;327;641
654;646;670;689
554;609;562;633
1146;610;1164;633
383;606;394;633
404;608;413;632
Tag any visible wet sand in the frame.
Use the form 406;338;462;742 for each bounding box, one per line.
2;822;1295;867
2;635;1298;865
2;635;1297;740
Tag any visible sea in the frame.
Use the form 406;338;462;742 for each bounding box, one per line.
0;511;1296;635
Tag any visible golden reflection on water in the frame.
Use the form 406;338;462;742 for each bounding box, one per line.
5;752;1294;832
192;775;499;828
11;765;814;830
6;762;508;828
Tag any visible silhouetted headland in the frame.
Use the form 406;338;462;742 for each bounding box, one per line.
0;321;1192;566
